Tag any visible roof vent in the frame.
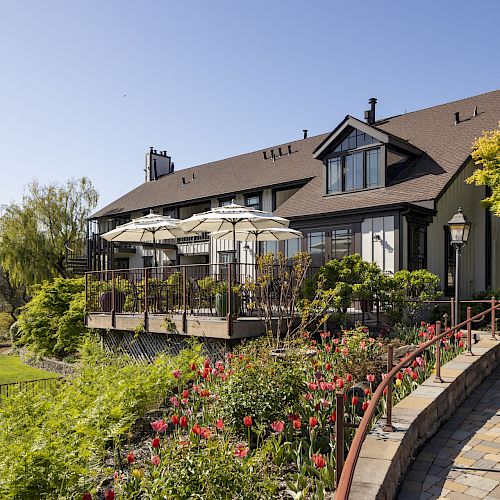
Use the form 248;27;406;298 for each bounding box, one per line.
263;151;268;161
181;177;186;185
473;106;478;117
270;149;275;161
278;147;283;157
454;112;460;125
287;145;292;154
303;129;308;139
365;98;377;125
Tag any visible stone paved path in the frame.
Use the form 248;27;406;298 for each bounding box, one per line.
397;371;500;499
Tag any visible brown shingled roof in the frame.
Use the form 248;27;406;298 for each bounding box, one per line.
93;90;500;220
91;134;328;218
276;89;500;218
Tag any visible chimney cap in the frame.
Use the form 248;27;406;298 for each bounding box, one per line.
454;111;460;125
303;129;308;139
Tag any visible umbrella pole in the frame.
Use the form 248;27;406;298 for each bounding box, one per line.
232;222;237;263
153;232;158;268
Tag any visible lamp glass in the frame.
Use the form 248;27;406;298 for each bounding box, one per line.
449;223;465;244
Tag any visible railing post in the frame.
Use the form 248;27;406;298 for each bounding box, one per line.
443;313;448;331
144;270;149;332
376;297;380;329
111;271;116;328
227;263;234;337
335;390;345;488
383;345;394;432
491;296;497;340
450;298;455;329
434;321;443;382
466;306;473;356
182;267;188;334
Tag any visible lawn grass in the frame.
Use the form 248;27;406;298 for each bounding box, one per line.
0;351;57;385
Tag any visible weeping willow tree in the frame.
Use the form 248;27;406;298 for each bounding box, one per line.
0;177;98;289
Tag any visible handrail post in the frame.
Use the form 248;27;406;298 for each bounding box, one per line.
466;306;473;356
491;296;497;340
111;270;116;328
182;267;188;334
335;390;345;488
227;263;234;337
383;345;394;432
434;321;443;382
450;298;455;329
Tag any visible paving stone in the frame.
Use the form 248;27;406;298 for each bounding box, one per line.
488;485;500;498
444;480;468;493
455;473;499;491
462;450;487;460
463;487;490;498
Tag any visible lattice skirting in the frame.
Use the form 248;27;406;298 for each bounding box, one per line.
100;331;237;362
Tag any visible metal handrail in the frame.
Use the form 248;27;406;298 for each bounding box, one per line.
335;301;500;499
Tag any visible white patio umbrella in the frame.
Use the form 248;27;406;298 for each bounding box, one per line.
178;203;290;261
210;227;302;245
101;212;189;267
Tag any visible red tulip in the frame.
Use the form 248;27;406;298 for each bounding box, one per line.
151;419;168;433
366;374;375;383
293;418;301;430
325;362;332;371
346;373;353;382
82;493;92;500
234;445;249;458
307;382;318;391
126;451;135;464
312;453;326;469
309;416;318;428
171;415;179;425
192;423;201;435
362;401;369;412
411;371;418;381
271;420;284;433
179;416;188;428
396;372;403;380
351;396;358;406
152;437;160;448
243;416;253;427
182;389;189;398
151;455;160;466
216;418;224;430
329;411;336;423
189;362;197;371
336;378;345;389
364;388;371;396
104;490;115;500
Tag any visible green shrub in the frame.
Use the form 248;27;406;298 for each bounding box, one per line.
382;269;442;325
0;338;202;499
217;340;304;434
0;311;13;341
17;277;86;358
136;436;278;499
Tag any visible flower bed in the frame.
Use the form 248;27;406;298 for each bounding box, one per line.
87;324;466;499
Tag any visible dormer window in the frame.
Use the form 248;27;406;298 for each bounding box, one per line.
314;116;424;197
326;142;381;194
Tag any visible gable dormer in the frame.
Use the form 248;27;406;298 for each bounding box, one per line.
313;116;422;195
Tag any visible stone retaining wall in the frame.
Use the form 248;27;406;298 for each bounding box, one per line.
19;348;76;376
348;333;500;500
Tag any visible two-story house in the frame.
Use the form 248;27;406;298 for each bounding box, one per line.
90;90;500;299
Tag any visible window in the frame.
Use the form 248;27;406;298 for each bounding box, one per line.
163;207;178;218
143;256;153;268
307;232;325;268
114;258;129;270
263;240;279;256
219;198;233;207
408;223;427;271
285;238;300;261
334;129;377;152
327;148;380;194
244;193;261;210
218;251;236;264
331;228;352;260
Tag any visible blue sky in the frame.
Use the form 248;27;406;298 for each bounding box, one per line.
1;0;499;211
